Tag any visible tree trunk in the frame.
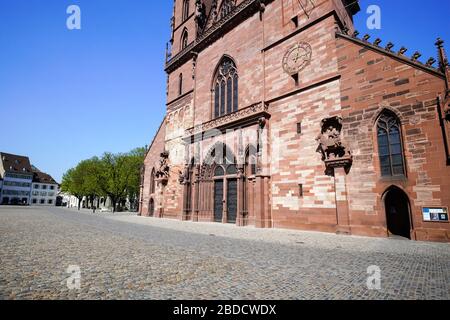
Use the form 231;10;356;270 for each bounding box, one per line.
77;197;82;210
111;197;117;213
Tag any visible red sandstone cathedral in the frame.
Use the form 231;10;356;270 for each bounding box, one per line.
139;0;450;242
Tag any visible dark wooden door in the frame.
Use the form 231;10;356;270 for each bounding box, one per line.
149;199;154;217
227;179;237;224
385;188;411;239
214;180;224;222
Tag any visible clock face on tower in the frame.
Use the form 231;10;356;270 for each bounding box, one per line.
282;42;312;75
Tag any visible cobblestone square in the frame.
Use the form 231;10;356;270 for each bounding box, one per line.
0;206;449;300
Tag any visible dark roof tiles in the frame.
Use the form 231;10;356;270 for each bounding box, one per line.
0;152;33;174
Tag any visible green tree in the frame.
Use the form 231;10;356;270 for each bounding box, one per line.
78;157;104;209
125;147;146;211
61;147;145;213
97;151;140;212
60;167;86;210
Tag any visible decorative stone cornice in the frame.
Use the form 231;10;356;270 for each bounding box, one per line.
184;101;269;140
165;0;275;73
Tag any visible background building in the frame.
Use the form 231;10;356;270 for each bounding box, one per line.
31;168;59;206
0;152;33;205
143;0;450;242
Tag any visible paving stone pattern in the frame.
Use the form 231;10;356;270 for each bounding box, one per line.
0;207;449;300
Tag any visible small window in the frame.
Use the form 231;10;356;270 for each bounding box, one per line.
50;186;55;190
178;73;183;96
40;199;45;204
291;16;299;28
292;73;299;86
299;184;304;197
32;199;37;204
297;122;302;134
42;185;47;190
48;200;53;204
34;185;39;189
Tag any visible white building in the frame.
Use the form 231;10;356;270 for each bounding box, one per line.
31;170;59;206
60;192;80;208
0;152;33;205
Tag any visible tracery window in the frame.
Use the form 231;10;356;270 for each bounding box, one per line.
377;111;405;177
213;57;238;118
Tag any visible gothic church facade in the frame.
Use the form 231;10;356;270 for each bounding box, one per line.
140;0;450;242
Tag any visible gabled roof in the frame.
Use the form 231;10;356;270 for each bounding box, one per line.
145;116;166;158
0;152;33;174
32;170;58;185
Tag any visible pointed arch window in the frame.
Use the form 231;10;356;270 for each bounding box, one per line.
377;111;405;177
181;29;188;50
213;57;238;119
150;168;156;194
182;0;190;21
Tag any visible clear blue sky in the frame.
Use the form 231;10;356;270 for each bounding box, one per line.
0;0;449;182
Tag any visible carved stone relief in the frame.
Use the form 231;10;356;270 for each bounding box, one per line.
316;116;352;172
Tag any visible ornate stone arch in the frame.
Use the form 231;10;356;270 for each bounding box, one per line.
203;141;236;166
210;55;238;87
371;105;406;127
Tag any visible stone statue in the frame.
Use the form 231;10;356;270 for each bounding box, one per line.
178;166;190;185
211;0;218;22
316;117;351;161
155;152;170;180
195;0;207;35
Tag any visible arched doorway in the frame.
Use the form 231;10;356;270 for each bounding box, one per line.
205;142;238;224
384;187;412;239
213;164;238;224
149;198;155;217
